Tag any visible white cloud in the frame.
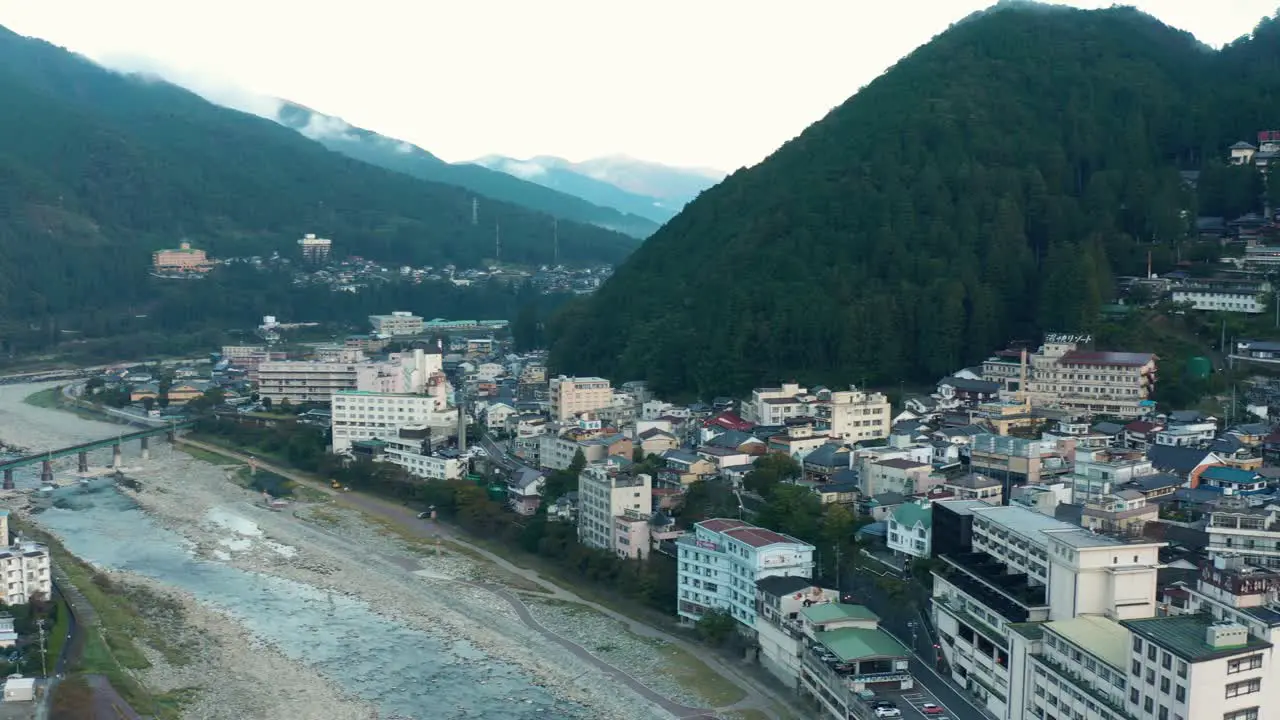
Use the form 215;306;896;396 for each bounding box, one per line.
96;52;284;121
298;112;354;142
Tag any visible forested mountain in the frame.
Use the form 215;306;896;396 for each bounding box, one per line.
549;5;1280;398
0;25;636;335
274;103;661;238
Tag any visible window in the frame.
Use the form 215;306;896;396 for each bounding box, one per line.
1146;669;1155;685
1177;660;1187;679
1159;707;1168;720
1225;678;1261;698
1227;655;1264;674
1162;652;1172;670
1144;697;1153;713
1223;709;1259;720
1130;689;1140;705
1134;637;1144;652
1132;660;1141;676
1160;677;1170;694
1148;645;1157;661
1175;685;1185;702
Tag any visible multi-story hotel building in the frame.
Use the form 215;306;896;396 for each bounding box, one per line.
368;311;424;337
982;339;1157;418
257;349;366;405
1171;280;1270;314
330;362;455;453
577;460;651;555
549;376;613;422
930;501;1164;718
1204;495;1280;569
297;233;332;264
1002;551;1280;720
676;518;814;627
152;241;216;274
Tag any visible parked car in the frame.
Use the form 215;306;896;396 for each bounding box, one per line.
921;704;945;715
874;708;902;719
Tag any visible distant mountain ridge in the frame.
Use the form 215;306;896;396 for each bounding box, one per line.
269;102;660;238
472;155;725;223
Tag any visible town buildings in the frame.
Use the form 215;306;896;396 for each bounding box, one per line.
152;241;215;274
886;500;932;560
796;603;913;720
369;311;424;337
549;376;613;422
378;427;466;480
576;460;652;557
742;383;891;442
982;338;1157;418
677;519;814;627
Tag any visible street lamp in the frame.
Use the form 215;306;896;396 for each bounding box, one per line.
907;620;918;653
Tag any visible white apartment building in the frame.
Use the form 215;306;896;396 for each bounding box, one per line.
256;348;366;405
220;345;265;361
1205;495;1280;569
1171;283;1269;314
354;349;445;394
330;390;457;453
577;461;651;555
822;387;892;442
0;513;50;606
369;311;424;336
931;502;1164;718
379;428;465;480
677;518;814;628
743;382;808;426
1154;422;1218;447
549;376;612;422
1070;448;1156;505
982;340;1157;419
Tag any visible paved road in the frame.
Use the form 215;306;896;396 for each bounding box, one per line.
179;437;793;720
840;567;990;720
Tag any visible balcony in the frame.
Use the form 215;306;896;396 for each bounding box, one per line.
937;552;1048;621
1033;654;1136;720
802;645;910;696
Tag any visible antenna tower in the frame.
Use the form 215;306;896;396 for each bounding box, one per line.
471;197;479;226
495;220;501;264
553;219;559;265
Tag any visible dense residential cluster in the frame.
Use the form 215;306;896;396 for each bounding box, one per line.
74;317;1280;720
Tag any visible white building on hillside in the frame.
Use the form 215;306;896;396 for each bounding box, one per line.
549;376;612;422
577;461;651;555
378;428;465;481
369;311;424;336
676;518;814;628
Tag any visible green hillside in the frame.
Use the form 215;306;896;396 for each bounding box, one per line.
0;25;637;330
549;5;1278;398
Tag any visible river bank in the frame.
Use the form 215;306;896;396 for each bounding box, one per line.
0;382;723;719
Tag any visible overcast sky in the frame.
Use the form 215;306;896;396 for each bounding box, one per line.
2;1;1277;171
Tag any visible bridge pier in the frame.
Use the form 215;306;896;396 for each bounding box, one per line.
40;460;53;486
78;451;88;474
140;437;150;461
111;443;122;470
2;469;11;490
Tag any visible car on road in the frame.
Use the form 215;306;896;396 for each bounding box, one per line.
921;703;945;715
873;708;902;719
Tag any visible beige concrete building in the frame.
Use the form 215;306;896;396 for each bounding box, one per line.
549;376;612;421
577;460;651;556
744;383;890;442
0;512;50;606
220;345;266;361
257;350;365;405
982;339;1157;419
369;311;424;337
153;241;215;274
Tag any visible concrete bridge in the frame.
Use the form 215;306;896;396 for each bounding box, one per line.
0;420;196;488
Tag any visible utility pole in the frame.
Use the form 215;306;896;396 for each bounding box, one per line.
553;218;559;266
494;221;501;265
834;543;842;594
471;197;478;226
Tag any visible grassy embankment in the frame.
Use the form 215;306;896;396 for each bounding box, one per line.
16;523;197;718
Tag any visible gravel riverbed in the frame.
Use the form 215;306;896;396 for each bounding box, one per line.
0;382;683;720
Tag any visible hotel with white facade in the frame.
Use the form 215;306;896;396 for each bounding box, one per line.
677;518;814;628
742;383;891;442
329;349;458;453
981;338;1157;418
929;501;1165;718
0;512;50;607
576;460;652;556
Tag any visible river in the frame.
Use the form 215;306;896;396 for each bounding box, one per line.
0;383;592;719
